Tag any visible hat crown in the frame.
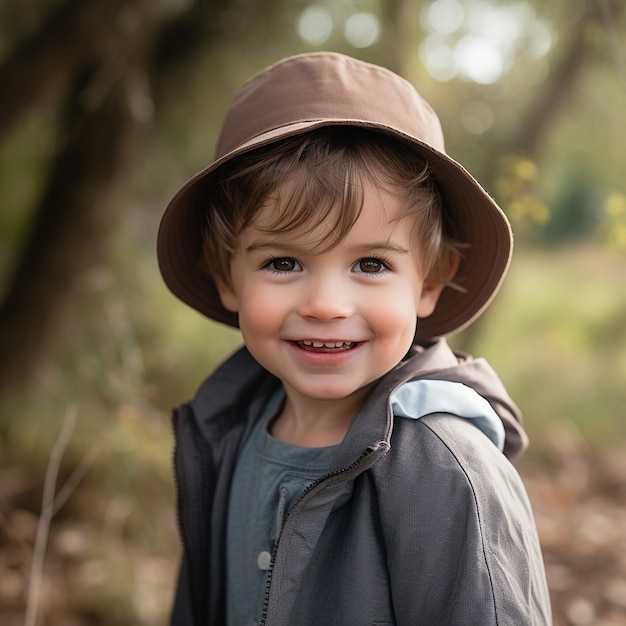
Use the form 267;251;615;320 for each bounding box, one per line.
216;52;446;160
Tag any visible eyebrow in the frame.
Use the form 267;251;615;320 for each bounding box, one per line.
245;240;286;252
364;242;410;254
245;239;410;254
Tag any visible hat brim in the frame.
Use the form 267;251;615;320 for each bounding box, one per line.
157;118;512;342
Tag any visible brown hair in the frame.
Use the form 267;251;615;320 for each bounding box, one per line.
202;126;462;287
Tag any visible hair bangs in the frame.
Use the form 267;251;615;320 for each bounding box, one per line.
253;156;366;254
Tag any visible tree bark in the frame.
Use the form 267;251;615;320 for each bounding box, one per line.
0;0;275;407
0;0;134;141
0;0;156;407
513;1;601;161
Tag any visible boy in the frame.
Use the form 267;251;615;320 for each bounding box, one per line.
157;52;552;625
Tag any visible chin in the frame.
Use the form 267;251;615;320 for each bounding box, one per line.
290;381;375;402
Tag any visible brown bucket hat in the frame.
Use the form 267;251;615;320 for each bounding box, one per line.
157;51;513;342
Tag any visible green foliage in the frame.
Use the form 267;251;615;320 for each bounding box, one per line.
494;155;550;234
599;191;626;251
539;169;599;245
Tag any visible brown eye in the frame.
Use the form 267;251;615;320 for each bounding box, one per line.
354;258;385;273
268;257;301;272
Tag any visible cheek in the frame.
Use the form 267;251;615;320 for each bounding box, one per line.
368;292;418;341
237;289;283;337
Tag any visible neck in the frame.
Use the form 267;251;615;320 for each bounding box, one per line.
269;386;372;447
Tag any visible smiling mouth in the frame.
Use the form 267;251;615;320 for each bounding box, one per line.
295;340;358;352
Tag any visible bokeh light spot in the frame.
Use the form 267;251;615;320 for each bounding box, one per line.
455;35;504;84
422;0;465;35
344;12;381;48
297;5;334;45
419;34;458;82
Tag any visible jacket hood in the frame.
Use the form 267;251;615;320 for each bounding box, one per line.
398;341;527;460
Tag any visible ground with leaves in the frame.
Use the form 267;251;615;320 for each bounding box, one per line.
524;447;626;625
1;432;626;626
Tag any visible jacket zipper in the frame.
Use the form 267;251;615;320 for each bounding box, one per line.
258;440;389;625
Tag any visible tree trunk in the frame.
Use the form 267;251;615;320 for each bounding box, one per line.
0;1;155;408
0;0;280;408
0;0;134;141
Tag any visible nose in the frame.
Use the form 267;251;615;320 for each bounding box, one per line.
297;274;353;320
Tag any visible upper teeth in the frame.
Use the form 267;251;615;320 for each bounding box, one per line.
301;340;350;348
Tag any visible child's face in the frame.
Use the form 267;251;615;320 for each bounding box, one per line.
216;181;446;411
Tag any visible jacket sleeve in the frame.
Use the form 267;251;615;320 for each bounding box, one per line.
379;414;552;626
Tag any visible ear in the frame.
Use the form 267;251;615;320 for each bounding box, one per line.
202;243;239;313
215;277;239;313
416;253;460;318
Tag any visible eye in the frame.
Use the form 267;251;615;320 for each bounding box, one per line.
265;257;302;273
353;257;389;274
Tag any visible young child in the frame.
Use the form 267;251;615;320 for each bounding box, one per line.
157;52;552;625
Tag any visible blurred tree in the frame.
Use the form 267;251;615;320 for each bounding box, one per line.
0;0;288;409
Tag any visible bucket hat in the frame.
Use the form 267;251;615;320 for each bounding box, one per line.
157;51;512;341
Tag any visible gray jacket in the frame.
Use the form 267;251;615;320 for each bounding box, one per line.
170;340;551;625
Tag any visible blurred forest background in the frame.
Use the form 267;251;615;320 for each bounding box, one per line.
0;0;625;624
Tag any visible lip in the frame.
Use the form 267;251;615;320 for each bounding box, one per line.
286;339;363;365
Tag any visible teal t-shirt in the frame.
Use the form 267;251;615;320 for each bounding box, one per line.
226;389;339;626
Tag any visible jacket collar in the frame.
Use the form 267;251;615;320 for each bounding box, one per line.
328;340;460;471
